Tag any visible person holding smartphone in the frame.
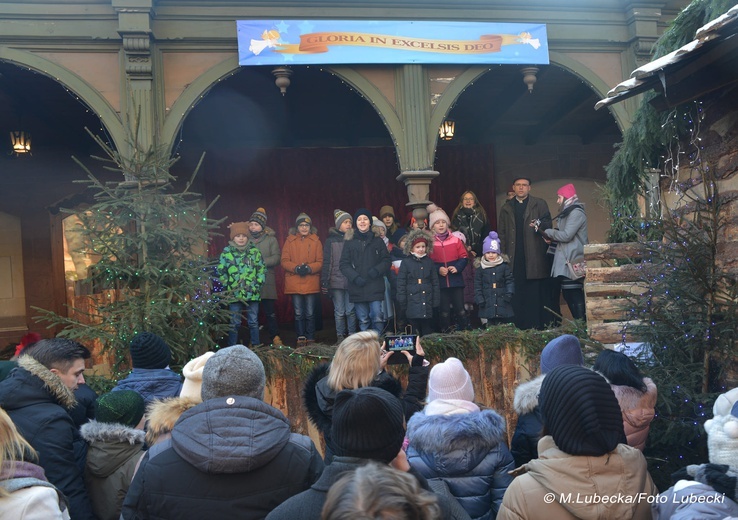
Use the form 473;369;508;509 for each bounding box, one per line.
397;229;440;337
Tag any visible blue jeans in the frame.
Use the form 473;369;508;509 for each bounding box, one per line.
228;301;260;346
259;298;280;339
354;300;384;334
292;294;317;340
330;289;357;337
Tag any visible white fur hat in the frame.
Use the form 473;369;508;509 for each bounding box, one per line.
428;357;474;403
179;351;215;402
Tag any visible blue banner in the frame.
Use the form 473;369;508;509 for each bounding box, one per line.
237;20;548;66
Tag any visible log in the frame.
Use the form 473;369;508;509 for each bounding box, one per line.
588;320;643;344
585;264;644;283
586;298;635;321
585;282;648;297
584;242;649;261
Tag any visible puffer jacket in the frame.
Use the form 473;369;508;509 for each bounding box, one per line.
429;233;468;289
339;228;391;302
544;203;587;280
407;404;515;520
510;375;544;467
0;356;96;520
397;254;440;320
611;377;657;451
303;363;428;463
653;481;738;519
81;420;145;520
121;396;324;519
113;368;183;407
474;257;514;319
216;241;266;301
281;228;323;295
321;227;350;290
247;227;281;300
497;436;658;520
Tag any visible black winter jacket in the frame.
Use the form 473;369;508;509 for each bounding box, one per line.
339;228;391;302
121;396;324;519
510;375;545;467
0;356;96;520
321;227;350;290
474;258;515;319
397;254;440;319
303;363;428;463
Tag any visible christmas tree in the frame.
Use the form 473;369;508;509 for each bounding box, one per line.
35;129;230;377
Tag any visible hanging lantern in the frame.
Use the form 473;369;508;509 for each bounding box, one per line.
439;120;455;141
10;131;32;155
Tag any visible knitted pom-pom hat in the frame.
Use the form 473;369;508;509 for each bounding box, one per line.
428;357;474;403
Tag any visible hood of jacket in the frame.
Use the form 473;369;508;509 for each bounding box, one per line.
287;226;319;237
343;227;376;242
513;374;544;415
611;378;657;430
524;436;653;519
407;408;507;475
80;420;145;477
0;356;77;410
402;229;434;255
171;395;291;474
115;368;182;400
145;396;200;446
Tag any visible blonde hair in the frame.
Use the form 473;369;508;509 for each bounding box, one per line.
326;331;381;391
321;462;441;520
0;407;37;498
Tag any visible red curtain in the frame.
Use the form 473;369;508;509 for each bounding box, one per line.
194;144;495;323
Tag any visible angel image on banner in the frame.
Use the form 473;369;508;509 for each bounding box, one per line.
249;29;280;56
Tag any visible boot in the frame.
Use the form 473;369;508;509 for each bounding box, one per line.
271;335;283;346
570;302;587;321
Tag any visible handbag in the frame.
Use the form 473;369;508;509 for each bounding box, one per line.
566;256;587;279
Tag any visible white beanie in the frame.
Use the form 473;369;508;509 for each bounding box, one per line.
705;388;738;468
179;351;215;402
427;203;450;231
428;357;474;403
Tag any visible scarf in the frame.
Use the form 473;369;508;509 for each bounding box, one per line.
435;230;450;241
480;256;503;268
249;230;263;239
412;253;427;259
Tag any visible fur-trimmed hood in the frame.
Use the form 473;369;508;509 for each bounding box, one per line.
16;355;77;409
610;377;657;412
145;396;200;447
407;408;507;473
81;420;145;445
513;375;544;415
81;420;145;478
402;229;434;255
287;226;319;236
343;228;380;242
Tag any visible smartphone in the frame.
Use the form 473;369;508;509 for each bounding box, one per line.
384;334;417;364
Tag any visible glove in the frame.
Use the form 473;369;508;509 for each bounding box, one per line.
321;285;329;295
411;354;425;367
698;463;738;501
368;268;379;279
304;265;312;274
354;276;367;287
295;264;309;276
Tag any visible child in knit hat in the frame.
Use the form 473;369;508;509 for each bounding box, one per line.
407;356;515;519
281;213;323;343
396;229;439;337
217;222;267;347
474;231;514;327
81;390;146;520
322;209;357;343
379;205;405;245
427;203;469;332
246;208;283;347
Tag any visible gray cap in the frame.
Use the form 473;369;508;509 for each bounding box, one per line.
201;345;266;401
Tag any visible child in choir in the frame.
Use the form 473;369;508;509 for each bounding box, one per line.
474;231;514;327
397;230;439;337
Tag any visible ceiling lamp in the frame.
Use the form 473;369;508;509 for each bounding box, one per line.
521;66;539;93
272;66;293;96
10;131;31;156
439;119;455;141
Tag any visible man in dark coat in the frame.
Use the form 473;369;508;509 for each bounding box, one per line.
121;345;324;520
497;177;552;329
268;387;470;520
340;208;391;334
0;338;97;520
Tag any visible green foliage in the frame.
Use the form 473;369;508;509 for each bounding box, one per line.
34;129;231;377
604;0;734;241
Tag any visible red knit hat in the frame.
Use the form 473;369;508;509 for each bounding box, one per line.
557;183;577;200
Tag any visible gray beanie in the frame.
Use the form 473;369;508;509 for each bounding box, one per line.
201;345;266;401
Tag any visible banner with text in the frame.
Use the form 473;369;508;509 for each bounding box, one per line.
237;20;548;66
